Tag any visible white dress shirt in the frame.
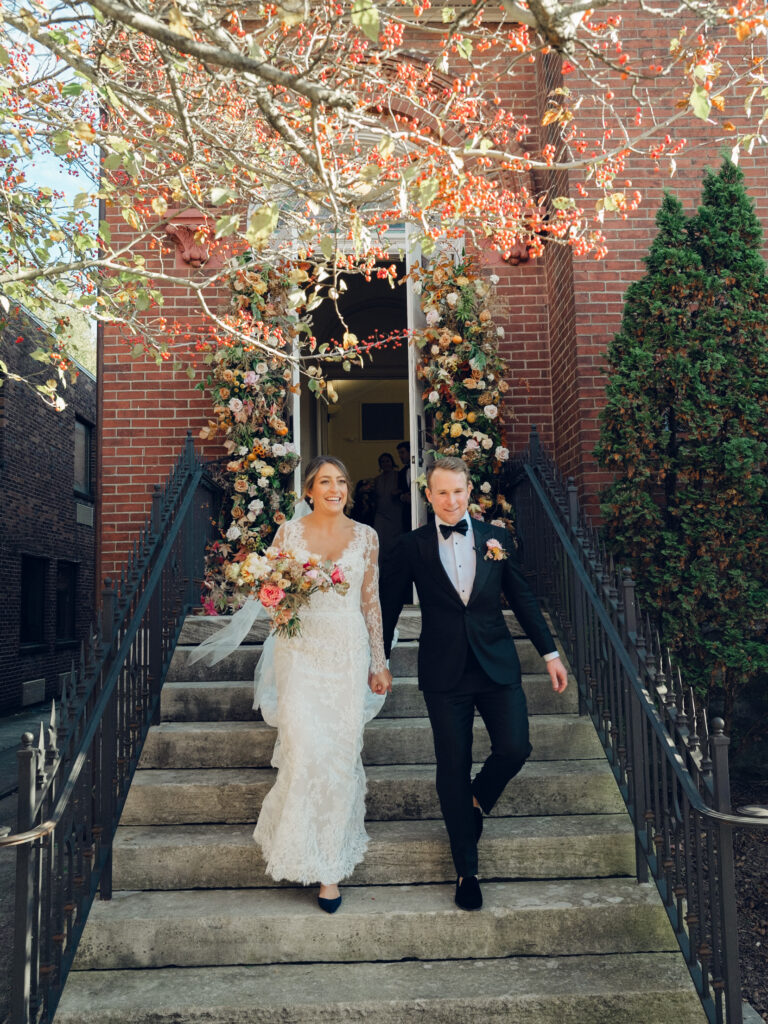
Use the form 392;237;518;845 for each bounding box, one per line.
434;513;560;661
435;512;476;605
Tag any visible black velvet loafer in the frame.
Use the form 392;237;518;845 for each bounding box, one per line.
455;875;482;911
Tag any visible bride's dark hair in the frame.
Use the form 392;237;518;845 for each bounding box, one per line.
302;455;354;512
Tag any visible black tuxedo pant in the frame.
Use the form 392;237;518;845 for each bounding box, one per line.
422;651;532;878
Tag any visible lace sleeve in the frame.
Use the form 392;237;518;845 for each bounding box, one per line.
361;526;388;673
272;522;288;549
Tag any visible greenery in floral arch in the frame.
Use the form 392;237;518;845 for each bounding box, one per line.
196;258;307;614
413;256;515;528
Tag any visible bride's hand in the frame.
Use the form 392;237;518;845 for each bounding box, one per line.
369;669;392;695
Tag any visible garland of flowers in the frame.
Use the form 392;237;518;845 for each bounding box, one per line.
413;256;514;527
197;260;304;614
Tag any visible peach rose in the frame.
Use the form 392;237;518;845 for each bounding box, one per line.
259;584;285;608
234;478;249;493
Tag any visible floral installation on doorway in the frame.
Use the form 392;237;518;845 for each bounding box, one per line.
195;259;305;614
412;256;515;529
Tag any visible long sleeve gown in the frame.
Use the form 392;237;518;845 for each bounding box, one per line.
252;519;387;885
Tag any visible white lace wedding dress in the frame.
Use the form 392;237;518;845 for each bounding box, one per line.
252;518;387;885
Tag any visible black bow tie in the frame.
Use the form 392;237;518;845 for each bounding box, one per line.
439;520;469;539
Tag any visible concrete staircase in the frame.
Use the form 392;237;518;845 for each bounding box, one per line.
57;610;705;1023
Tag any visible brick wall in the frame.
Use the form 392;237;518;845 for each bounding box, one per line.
0;312;97;713
559;7;768;510
98;216;223;580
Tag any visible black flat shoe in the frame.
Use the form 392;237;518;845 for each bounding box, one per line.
317;894;342;914
473;805;483;842
455;875;482;911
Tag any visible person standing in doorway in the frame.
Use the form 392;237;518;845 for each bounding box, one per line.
372;451;404;558
379;457;568;911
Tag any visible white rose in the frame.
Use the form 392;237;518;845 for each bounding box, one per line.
225;524;241;541
248;499;264;513
425;308;440;326
481;481;492;493
446;292;458;307
481;438;494;450
464;438;480;451
489;274;500;285
284;441;297;454
248;485;259;497
271;443;287;457
496;326;505;338
238;446;249;456
484;404;498;419
256;362;268;374
246;512;256;522
428;390;439;403
431;345;440;356
258;477;269;488
495;446;510;461
228;397;243;413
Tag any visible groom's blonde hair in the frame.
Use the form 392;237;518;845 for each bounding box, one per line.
425;457;471;487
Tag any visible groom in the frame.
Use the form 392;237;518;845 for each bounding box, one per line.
380;457;568;910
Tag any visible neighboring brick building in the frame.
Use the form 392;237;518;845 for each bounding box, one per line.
96;13;768;580
0;309;97;714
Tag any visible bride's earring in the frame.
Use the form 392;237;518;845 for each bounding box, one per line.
305;496;313;508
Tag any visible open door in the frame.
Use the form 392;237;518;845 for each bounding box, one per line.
288;339;302;498
405;224;428;530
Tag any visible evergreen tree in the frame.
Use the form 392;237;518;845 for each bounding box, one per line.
595;161;768;733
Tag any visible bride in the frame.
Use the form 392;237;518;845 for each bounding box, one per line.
251;456;392;912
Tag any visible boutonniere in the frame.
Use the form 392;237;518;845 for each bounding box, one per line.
484;538;508;561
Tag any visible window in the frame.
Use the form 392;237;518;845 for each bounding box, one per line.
361;403;404;441
74;418;93;498
20;555;48;646
56;561;78;643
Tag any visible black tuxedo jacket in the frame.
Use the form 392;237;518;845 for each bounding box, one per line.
380;519;556;692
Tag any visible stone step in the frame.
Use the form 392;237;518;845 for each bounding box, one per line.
177;607;545;647
167;638;549;682
160;673;578;722
121;760;624;825
57;952;706;1024
112;814;635;890
74;878;676;971
138;715;602;770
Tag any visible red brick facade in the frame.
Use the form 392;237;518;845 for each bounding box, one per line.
97;14;768;578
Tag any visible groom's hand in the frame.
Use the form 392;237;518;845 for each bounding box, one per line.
546;657;569;694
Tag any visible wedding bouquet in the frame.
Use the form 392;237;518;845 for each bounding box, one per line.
238;546;349;638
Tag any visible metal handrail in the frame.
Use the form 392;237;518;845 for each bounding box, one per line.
0;433;222;1024
522;459;768;832
514;427;766;1024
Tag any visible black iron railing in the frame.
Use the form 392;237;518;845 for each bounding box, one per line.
514;427;768;1024
0;433;221;1024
